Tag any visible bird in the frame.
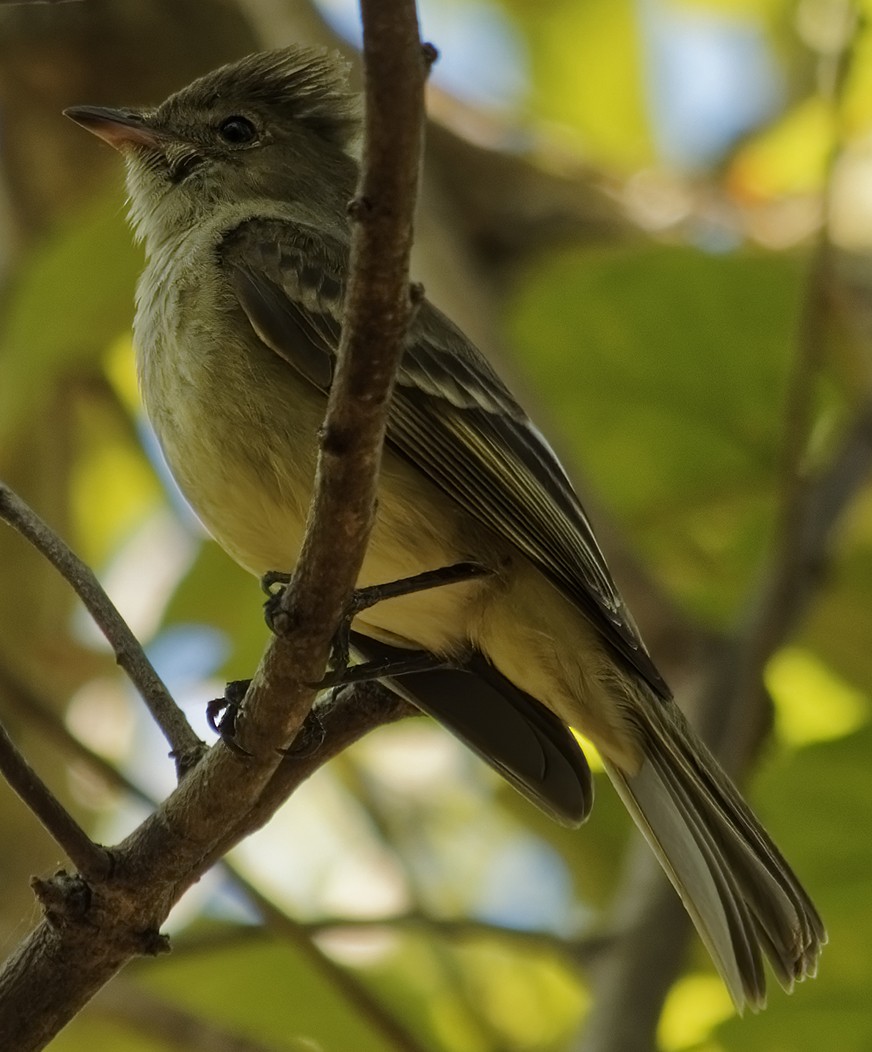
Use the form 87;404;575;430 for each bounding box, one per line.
65;45;825;1011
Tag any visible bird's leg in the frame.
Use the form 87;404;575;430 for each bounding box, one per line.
206;677;326;758
214;563;485;757
329;562;489;675
261;562;490;687
316;648;455;688
206;678;252;756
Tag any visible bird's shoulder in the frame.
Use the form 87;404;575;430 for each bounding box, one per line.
219;212;348;293
218;214;523;414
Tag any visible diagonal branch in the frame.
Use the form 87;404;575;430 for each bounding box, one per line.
0;716;110;880
576;11;863;1047
232;4;432;761
577;396;872;1052
0;664;426;1052
0;4;431;1049
0;481;203;773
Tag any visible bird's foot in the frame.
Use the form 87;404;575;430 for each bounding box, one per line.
261;570;292;636
207;678;327;758
206;679;252;756
261;562;488;679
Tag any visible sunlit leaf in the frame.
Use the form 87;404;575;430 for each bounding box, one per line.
766;646;870;747
728;97;832;201
659;971;733;1051
499;0;653;166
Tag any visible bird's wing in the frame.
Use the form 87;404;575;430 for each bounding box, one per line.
350;632;594;827
219;217;670;699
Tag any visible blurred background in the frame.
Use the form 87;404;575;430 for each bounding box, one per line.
1;0;871;1049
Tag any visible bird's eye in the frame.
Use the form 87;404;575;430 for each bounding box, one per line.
218;116;257;145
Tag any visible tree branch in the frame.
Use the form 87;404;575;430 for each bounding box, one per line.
302;911;609;966
0;716;110;880
0;4;430;1048
0;481;203;773
577;396;872;1050
230;870;432;1052
0;665;425;1051
225;4;430;763
0;660;155;807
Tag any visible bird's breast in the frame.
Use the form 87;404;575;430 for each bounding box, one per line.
135;264;486;657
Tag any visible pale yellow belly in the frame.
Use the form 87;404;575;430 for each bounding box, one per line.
161;398;488;659
144;338;641;767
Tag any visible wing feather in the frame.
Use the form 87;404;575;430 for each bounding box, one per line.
219;218;670;699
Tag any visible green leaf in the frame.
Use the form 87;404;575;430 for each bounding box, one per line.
141;932;433;1052
715;725;872;1050
501;0;653;167
0;187;141;445
509;243;805;623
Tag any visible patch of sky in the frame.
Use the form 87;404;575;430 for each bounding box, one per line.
638;0;783;169
315;0;528;111
473;836;577;932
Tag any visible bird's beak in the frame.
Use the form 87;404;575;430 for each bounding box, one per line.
64;106;162;151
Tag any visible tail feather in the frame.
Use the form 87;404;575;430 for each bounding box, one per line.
603;757;759;1009
661;708;825;977
646;743;767;995
602;699;826;1012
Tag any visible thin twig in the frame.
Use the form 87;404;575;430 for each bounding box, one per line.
0;717;110;880
338;751;575;1050
231;874;432;1052
707;0;860;767
303;911;608;966
0;661;156;807
169;914;608;969
0;481;203;772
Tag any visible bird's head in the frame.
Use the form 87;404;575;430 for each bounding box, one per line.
65;47;360;249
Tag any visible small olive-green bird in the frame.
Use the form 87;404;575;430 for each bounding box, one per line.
66;46;824;1010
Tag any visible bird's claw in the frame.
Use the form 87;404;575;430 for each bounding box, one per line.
206;679;252;757
279;710;326;758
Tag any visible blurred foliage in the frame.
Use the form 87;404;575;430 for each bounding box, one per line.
511;245;804;623
1;0;872;1050
0;191;140;444
503;0;653;165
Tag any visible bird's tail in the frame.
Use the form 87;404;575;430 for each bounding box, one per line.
601;698;826;1012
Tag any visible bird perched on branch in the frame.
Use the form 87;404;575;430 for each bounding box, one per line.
66;45;825;1011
